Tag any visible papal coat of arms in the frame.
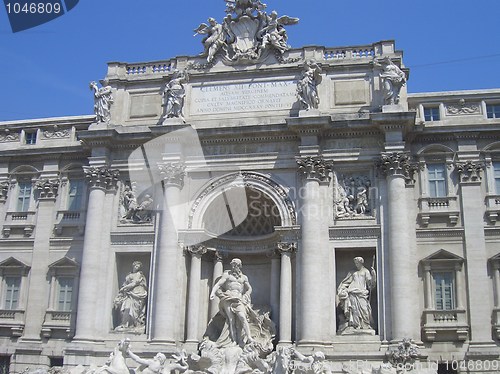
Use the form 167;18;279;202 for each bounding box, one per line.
194;0;299;65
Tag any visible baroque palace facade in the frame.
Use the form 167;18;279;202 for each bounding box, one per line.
1;3;500;374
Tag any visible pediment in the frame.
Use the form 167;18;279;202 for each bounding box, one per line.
48;256;79;270
0;257;30;275
421;249;464;264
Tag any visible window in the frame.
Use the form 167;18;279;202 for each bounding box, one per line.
428;164;447;197
57;277;73;312
49;357;64;368
3;276;20;310
16;182;32;212
424;107;440;121
67;179;84;211
434;272;454;310
0;257;30;313
0;356;10;374
487;104;500;119
25;131;37;145
494;162;500;194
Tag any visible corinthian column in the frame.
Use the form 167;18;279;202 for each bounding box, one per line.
296;156;331;344
74;166;119;341
277;242;296;344
185;245;207;343
151;162;185;342
377;152;417;341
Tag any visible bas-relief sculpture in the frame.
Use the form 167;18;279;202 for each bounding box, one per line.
373;57;406;106
162;70;189;123
89;81;113;123
193;0;298;66
113;261;148;333
334;174;372;219
120;184;154;224
297;60;322;111
337;257;377;335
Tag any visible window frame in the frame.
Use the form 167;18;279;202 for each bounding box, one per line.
433;271;455;311
427;163;448;198
424;106;441;122
66;179;85;211
0;258;30;312
47;257;79;313
22;129;38;145
16;180;33;212
486;103;500;119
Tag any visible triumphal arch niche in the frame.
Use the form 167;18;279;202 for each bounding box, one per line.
27;0;452;373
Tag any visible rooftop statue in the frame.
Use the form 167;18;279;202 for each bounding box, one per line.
297;60;322;111
193;0;298;65
374;57;407;105
89;81;113;123
162;69;189;123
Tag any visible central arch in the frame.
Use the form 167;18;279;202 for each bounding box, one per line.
188;172;296;235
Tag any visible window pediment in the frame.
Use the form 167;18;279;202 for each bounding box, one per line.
0;257;30;276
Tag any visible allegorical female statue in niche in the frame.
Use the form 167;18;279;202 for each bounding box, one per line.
113;261;148;332
337;256;376;334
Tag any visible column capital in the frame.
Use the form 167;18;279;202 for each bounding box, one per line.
277;242;297;255
0;181;9;203
158;162;186;189
35;178;60;200
296;156;332;182
184;244;208;258
83;166;120;191
455;160;484;184
377;152;416;183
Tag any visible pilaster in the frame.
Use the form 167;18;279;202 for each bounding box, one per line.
21;178;60;341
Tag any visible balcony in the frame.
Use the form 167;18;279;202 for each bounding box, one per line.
0;309;25;337
485;195;500;223
3;211;36;237
422;309;468;342
418;196;460;227
54;210;86;236
41;310;75;339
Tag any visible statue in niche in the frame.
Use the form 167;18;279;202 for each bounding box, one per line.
194;18;227;63
120;184;153;224
162;70;189;123
297;60;322;110
208;258;274;348
337;257;376;334
260;11;299;55
334;174;372;219
113;261;148;332
374;57;406;105
89;81;113;123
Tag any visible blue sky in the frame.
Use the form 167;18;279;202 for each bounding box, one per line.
1;0;499;121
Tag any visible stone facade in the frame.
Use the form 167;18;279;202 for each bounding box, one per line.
1;7;500;373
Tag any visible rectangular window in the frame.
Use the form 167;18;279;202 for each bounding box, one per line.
17;182;32;212
57;277;73;312
434;272;454;310
25;131;37;145
0;356;10;374
67;180;84;211
424;107;440;121
3;276;21;310
428;164;447;197
487;104;500;119
493;162;500;194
